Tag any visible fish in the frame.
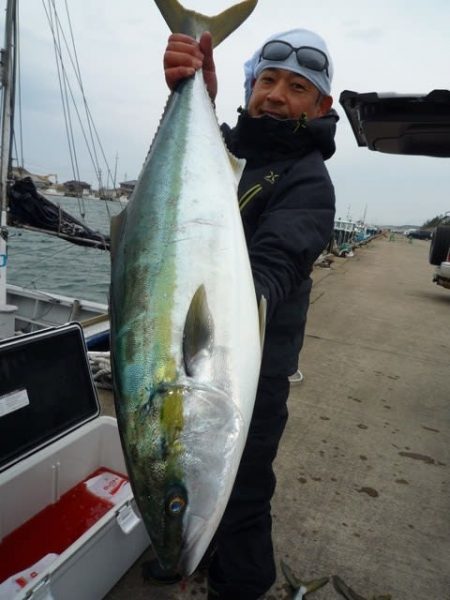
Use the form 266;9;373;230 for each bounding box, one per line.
281;560;330;599
332;575;392;600
109;0;262;578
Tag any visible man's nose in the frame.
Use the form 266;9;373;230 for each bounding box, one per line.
267;80;287;102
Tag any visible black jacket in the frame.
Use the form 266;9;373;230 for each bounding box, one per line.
222;109;338;376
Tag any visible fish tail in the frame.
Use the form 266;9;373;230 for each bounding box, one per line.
153;0;258;46
281;560;329;599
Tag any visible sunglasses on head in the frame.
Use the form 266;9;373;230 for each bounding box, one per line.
259;40;329;77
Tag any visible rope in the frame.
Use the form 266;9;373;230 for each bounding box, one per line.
41;0;115;219
88;351;112;390
43;0;81;192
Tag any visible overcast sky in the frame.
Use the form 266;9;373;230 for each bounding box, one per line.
3;0;450;226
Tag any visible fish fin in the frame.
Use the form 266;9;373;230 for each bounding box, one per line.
281;560;303;590
302;577;331;596
110;209;127;261
183;285;214;376
258;295;267;352
153;0;258;47
226;147;246;186
332;575;367;600
281;560;329;599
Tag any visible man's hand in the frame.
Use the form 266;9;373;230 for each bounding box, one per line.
163;32;218;101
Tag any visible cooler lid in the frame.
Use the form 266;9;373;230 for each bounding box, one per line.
0;322;100;472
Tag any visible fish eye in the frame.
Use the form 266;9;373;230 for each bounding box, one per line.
165;488;187;517
167;496;185;515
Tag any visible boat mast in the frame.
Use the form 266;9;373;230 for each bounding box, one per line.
0;0;18;334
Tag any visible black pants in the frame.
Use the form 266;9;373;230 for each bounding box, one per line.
208;375;290;599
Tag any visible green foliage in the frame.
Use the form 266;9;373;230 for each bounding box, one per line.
422;215;446;228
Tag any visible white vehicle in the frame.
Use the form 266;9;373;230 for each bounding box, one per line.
340;89;450;290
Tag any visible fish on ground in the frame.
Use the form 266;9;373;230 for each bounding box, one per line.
281;560;329;599
280;563;394;599
332;575;392;600
109;0;263;578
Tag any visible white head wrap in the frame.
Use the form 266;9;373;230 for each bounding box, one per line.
243;28;333;105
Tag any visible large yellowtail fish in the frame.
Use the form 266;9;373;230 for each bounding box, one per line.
110;0;262;577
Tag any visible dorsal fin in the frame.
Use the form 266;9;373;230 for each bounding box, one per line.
183;285;214;376
153;0;258;46
110;209;127;262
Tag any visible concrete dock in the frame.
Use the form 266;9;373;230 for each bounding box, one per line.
103;234;450;600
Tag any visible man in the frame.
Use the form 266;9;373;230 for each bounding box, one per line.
163;28;337;600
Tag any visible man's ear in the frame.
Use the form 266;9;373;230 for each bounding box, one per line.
246;78;256;108
318;94;333;116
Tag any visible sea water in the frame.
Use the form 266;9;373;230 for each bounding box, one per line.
7;195;124;305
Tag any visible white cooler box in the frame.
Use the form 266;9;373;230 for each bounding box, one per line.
0;323;150;600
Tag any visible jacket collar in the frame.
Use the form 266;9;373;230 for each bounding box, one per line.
222;108;338;166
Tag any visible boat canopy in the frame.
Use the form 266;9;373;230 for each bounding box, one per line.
8;178;110;250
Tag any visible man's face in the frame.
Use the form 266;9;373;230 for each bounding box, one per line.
247;68;333;120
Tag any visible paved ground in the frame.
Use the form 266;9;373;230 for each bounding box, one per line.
101;234;450;600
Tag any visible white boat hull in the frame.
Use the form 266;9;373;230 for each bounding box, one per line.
5;284;109;345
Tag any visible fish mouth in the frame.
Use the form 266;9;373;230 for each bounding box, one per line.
149;511;209;576
178;514;209;576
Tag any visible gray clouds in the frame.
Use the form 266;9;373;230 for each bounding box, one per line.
3;0;450;225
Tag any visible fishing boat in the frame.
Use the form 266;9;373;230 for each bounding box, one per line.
0;0;111;347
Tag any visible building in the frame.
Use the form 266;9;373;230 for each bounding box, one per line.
63;180;91;196
119;180;137;197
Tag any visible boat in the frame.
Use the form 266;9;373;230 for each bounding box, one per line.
6;283;109;345
0;0;111;348
332;216;379;256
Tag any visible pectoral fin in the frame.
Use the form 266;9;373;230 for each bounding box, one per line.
183;285;214;376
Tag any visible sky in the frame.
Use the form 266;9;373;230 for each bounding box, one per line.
2;0;450;226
